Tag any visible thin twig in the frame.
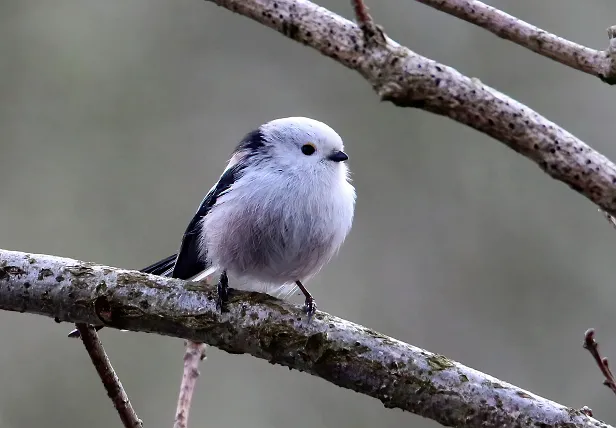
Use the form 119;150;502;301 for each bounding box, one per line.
174;341;207;428
599;208;616;230
412;0;616;83
583;328;616;396
350;0;373;27
350;0;384;44
75;324;143;428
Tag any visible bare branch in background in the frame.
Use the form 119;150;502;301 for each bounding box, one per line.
208;0;616;219
413;0;616;83
0;249;610;428
75;324;143;428
583;329;616;396
174;341;207;428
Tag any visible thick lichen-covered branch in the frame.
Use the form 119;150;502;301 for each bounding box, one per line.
0;248;609;428
206;0;616;218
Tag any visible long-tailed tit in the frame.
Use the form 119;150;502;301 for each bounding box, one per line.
69;117;355;338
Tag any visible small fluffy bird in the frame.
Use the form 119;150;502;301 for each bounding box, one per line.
69;117;355;337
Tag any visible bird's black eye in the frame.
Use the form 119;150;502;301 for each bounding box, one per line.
301;143;316;156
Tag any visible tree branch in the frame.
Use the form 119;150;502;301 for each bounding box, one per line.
207;0;616;219
584;329;616;396
413;0;616;83
174;341;207;428
75;324;143;428
0;248;609;428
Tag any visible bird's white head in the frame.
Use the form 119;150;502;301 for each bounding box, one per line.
257;117;349;170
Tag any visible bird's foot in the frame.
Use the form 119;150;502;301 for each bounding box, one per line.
216;271;230;313
303;296;317;319
295;280;316;320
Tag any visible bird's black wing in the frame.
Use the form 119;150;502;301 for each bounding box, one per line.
170;162;248;280
169;129;264;280
141;254;177;276
66;165;244;338
68;131;264;338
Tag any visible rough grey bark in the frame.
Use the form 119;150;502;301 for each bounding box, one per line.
0;249;609;428
206;0;616;218
413;0;616;82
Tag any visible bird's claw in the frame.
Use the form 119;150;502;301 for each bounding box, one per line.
303;297;317;319
216;274;230;313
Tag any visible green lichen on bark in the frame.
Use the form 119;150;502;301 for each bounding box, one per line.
427;354;455;371
116;272;170;290
0;248;612;428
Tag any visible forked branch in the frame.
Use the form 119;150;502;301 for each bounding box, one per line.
207;0;616;220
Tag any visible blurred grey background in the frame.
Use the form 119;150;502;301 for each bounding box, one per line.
1;0;616;427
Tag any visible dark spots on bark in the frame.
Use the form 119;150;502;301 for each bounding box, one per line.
281;21;299;40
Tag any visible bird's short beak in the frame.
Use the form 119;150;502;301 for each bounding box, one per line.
328;150;349;162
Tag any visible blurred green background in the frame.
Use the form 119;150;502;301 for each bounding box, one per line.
2;0;616;427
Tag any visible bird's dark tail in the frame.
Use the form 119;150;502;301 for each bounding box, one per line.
67;254;178;338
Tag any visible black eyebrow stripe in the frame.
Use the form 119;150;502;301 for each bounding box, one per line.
235;129;266;153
